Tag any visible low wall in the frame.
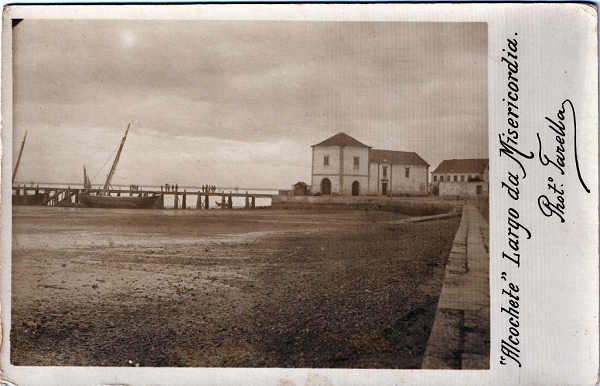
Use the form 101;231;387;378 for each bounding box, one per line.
422;204;490;369
271;195;458;216
438;181;488;197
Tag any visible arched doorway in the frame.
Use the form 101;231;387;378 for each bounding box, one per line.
321;178;331;195
352;181;360;196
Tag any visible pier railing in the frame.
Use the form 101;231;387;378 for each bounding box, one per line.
12;185;273;209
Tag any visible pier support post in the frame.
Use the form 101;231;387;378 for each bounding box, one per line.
160;193;165;209
174;193;179;209
221;195;226;209
245;196;249;209
251;196;256;209
75;189;80;205
196;193;202;209
182;191;187;209
205;195;209;209
228;194;232;209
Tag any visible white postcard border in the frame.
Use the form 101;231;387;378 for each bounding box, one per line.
1;4;597;386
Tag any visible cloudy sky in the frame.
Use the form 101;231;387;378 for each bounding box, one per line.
13;20;487;189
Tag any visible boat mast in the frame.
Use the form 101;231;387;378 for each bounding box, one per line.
103;122;131;191
12;131;28;184
83;165;91;189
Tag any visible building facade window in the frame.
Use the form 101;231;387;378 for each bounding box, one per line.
324;155;329;166
382;166;387;178
353;156;359;170
440;175;444;182
461;175;465;182
433;175;437;182
405;168;410;178
454;175;458;182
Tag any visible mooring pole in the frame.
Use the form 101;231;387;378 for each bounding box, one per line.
160;193;165;209
228;194;232;209
221;195;225;209
251;196;256;209
245;196;249;209
205;195;209;209
174;193;179;209
182;191;187;209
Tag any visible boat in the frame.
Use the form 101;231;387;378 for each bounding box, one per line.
215;200;231;208
79;193;161;209
79;123;162;209
13;193;48;206
12;131;48;206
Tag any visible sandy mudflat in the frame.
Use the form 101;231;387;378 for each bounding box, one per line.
11;206;459;368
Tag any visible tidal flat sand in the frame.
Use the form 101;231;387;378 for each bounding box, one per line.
11;206;459;368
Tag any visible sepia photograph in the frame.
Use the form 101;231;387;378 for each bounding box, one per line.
10;19;489;369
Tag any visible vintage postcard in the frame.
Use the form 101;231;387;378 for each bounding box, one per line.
0;3;597;385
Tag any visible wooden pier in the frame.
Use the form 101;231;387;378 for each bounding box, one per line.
12;185;272;209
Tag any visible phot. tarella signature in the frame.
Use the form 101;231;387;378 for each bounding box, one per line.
536;99;591;193
536;99;591;224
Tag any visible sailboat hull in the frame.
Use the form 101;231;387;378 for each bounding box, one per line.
12;193;48;206
79;193;162;209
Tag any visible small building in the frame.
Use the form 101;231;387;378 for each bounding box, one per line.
292;181;309;196
431;158;489;197
310;132;429;196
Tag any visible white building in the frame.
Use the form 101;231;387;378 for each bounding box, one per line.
310;132;429;196
431;158;489;196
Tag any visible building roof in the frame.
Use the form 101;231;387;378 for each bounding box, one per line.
369;149;429;167
312;132;371;148
432;158;489;174
311;132;428;166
